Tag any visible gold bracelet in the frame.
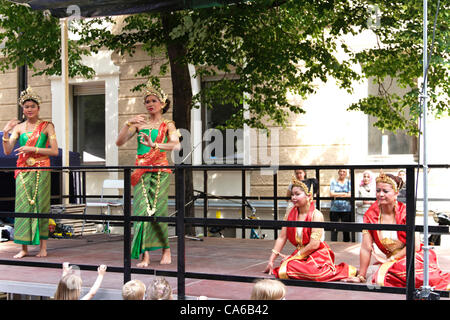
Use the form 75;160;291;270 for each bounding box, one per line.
125;120;132;127
154;143;160;150
296;252;306;260
35;147;39;154
271;249;280;256
2;136;9;142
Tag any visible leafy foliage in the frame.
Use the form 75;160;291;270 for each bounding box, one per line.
0;0;447;134
347;0;449;135
0;0;95;78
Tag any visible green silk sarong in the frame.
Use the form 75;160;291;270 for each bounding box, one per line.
131;171;170;259
14;132;50;245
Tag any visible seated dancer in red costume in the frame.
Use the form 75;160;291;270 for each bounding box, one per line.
344;172;450;290
264;177;357;281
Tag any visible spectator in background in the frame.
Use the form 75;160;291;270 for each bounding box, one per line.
397;169;406;203
122;279;146;300
355;171;376;242
250;279;286;300
329;169;352;242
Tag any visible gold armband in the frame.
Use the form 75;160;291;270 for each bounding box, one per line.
362;229;370;234
49;134;57;140
310;231;322;241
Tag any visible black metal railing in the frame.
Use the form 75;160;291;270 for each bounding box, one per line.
0;164;449;300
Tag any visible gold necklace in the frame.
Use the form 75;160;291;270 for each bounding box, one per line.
25;119;41;138
146;118;163;130
19;171;40;206
140;171;162;216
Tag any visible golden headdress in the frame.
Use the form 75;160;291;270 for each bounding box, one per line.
18;87;42;106
375;171;399;192
143;80;168;104
291;175;314;197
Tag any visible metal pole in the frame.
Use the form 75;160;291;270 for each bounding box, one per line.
421;0;431;294
61;18;70;205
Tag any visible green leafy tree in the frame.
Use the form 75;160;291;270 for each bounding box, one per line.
347;0;449;135
2;0;447;134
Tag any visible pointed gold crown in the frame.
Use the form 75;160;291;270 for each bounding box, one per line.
291;175;313;196
19;86;42;106
375;171;398;192
143;80;168;104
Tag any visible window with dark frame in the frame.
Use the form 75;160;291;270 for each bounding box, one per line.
201;80;244;164
73;83;105;164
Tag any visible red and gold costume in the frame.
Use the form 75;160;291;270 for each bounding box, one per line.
14;121;50;178
130;121;172;187
273;203;357;281
364;202;450;290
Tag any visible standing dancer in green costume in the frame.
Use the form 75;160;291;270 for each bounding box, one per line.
2;87;59;258
116;81;180;267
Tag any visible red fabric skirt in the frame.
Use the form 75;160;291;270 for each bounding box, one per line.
273;242;356;281
371;248;450;290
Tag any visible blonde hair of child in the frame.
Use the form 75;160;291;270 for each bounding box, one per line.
122;279;146;300
250;279;286;300
147;277;173;300
54;274;83;300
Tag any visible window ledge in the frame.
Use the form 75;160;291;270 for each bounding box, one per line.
366;154;417;165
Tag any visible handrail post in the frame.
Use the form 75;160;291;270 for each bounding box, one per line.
350;168;355;242
241;170;246;238
203;170;208;236
405;167;416;300
273;170;278;238
123;168;132;284
315;168;321;210
175;165;186;300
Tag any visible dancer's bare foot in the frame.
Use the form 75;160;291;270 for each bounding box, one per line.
13;250;28;259
160;249;171;265
137;252;150;268
136;260;149;268
36;250;47;257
